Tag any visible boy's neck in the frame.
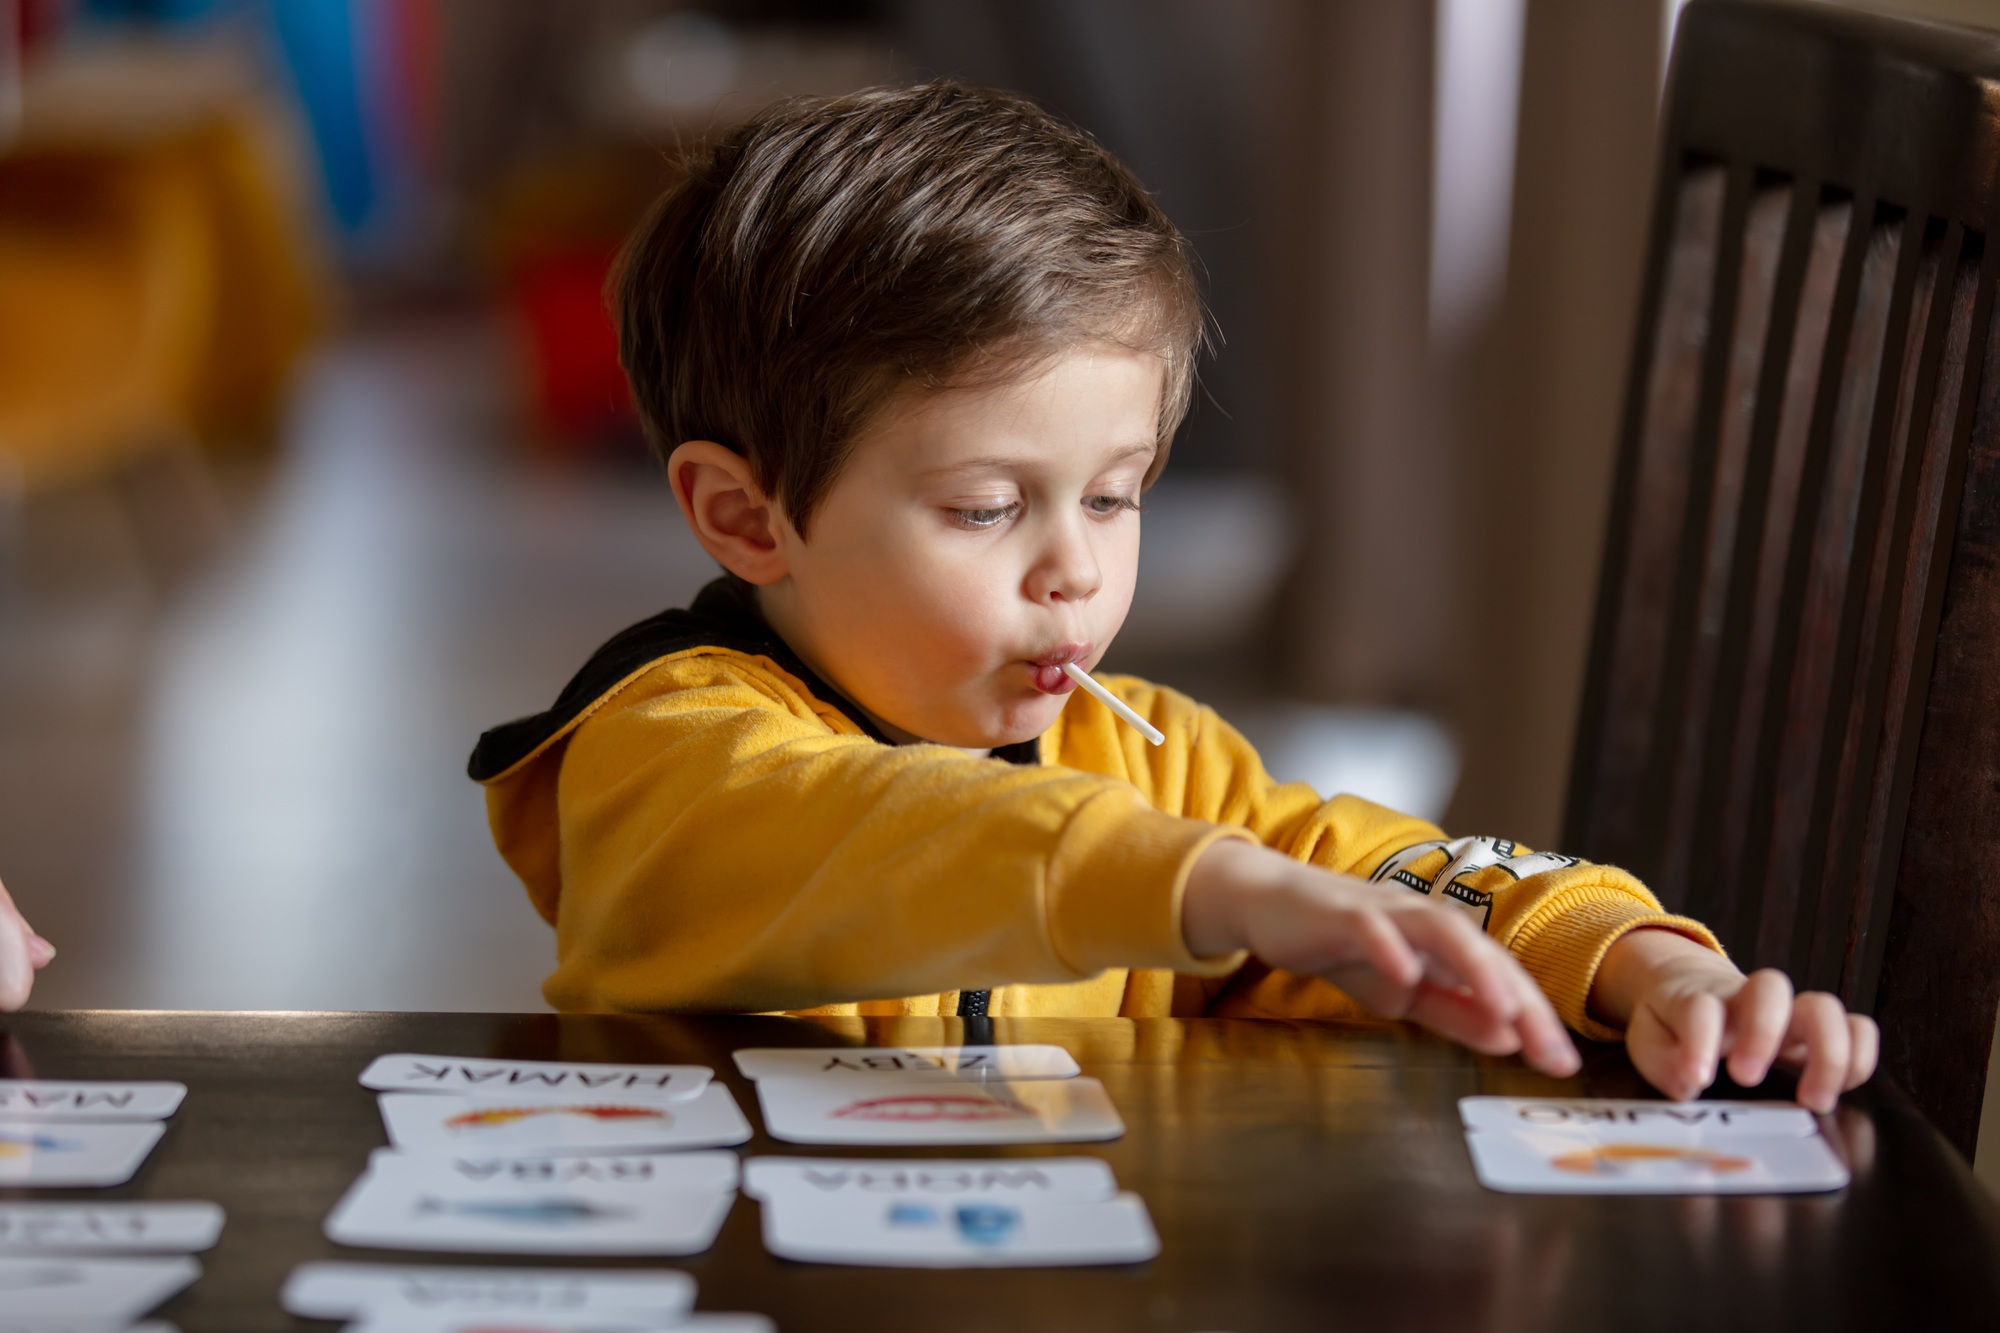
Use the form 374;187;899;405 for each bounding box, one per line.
749;581;992;758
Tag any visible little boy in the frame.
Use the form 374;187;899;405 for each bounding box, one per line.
471;82;1876;1111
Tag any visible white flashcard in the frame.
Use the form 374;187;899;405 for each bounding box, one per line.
1459;1098;1848;1194
360;1055;710;1103
732;1045;1079;1082
0;1121;166;1188
0;1202;224;1253
282;1261;696;1319
345;1317;773;1333
325;1160;735;1256
761;1189;1158;1267
0;1254;200;1321
743;1156;1116;1202
377;1084;751;1155
756;1074;1123;1145
1458;1097;1821;1136
0;1081;186;1121
365;1147;739;1193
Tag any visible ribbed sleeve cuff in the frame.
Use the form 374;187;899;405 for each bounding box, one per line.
1509;885;1725;1043
1044;790;1253;979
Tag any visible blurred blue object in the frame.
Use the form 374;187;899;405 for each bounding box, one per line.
269;0;375;232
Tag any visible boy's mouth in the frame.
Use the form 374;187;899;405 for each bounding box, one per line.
1028;643;1092;695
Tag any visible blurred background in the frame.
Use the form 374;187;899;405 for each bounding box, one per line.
2;0;1994;1022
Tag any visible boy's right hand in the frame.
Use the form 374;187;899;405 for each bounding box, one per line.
0;877;54;1012
1182;839;1580;1077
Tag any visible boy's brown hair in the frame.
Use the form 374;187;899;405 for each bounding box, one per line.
613;80;1203;538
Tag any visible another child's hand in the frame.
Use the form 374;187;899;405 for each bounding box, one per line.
0;878;54;1011
1182;840;1581;1077
1591;928;1878;1112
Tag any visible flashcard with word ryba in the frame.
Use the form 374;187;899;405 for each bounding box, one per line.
280;1261;697;1321
0;1080;186;1121
760;1188;1158;1267
732;1045;1079;1082
325;1153;735;1256
755;1074;1123;1145
0;1120;166;1188
359;1054;709;1102
1458;1097;1850;1194
0;1201;224;1253
376;1084;751;1155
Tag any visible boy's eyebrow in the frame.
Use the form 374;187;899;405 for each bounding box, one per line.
921;443;1157;478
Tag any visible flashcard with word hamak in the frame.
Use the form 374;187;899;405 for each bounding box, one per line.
732;1044;1079;1082
755;1074;1123;1145
1458;1097;1850;1194
376;1083;751;1155
360;1054;710;1102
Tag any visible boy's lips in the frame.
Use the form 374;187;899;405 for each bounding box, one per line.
1028;643;1092;695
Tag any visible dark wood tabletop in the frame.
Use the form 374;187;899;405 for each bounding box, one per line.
2;1010;1996;1331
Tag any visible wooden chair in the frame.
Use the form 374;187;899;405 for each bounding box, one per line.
1564;0;2000;1157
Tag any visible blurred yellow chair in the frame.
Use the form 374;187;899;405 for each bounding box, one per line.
0;75;323;496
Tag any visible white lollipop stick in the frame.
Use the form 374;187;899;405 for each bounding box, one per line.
1061;662;1165;746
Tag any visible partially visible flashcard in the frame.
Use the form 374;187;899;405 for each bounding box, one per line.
377;1084;751;1154
761;1189;1158;1267
0;1081;186;1121
0;1202;224;1253
1459;1097;1849;1194
0;1254;200;1321
345;1316;773;1333
732;1045;1079;1082
364;1147;739;1193
743;1156;1115;1202
0;1121;166;1187
281;1262;697;1320
756;1075;1123;1145
360;1055;710;1103
325;1156;735;1256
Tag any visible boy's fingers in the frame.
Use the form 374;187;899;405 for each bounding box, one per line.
1403;984;1521;1056
1344;908;1423;992
28;936;54;968
1790;993;1851;1112
1625;1007;1696;1100
1723;968;1794;1087
1508;967;1580;1076
1391;907;1521;1026
1845;1014;1879;1091
1662;988;1726;1095
0;924;29;1013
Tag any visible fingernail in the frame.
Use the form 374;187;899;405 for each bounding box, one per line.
27;936;54;965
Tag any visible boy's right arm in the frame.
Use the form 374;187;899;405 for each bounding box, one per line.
537;655;1251;1013
1182;840;1579;1076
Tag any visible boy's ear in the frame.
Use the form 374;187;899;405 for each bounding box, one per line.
666;440;791;585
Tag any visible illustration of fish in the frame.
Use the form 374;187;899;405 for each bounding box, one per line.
0;1134;78;1158
829;1094;1035;1122
415;1196;635;1226
443;1104;671;1130
887;1201;940;1227
1551;1143;1753;1175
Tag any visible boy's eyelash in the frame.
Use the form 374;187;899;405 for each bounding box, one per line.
1086;495;1145;516
950;504;1021;529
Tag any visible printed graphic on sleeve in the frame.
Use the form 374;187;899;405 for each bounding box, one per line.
1369;837;1580;931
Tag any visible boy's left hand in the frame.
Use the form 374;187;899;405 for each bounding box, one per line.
1591;928;1878;1113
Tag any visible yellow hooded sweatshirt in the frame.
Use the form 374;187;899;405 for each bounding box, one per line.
472;579;1719;1041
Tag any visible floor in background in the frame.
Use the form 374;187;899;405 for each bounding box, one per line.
0;319;1457;1012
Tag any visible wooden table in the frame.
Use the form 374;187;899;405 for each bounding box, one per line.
2;1011;1996;1331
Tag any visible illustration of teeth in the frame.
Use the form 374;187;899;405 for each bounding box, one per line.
829;1094;1035;1122
443;1104;672;1130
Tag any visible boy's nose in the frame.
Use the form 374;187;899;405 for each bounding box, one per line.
1026;525;1102;605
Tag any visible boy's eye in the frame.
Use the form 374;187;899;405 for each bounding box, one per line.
1085;494;1144;517
949;503;1021;529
